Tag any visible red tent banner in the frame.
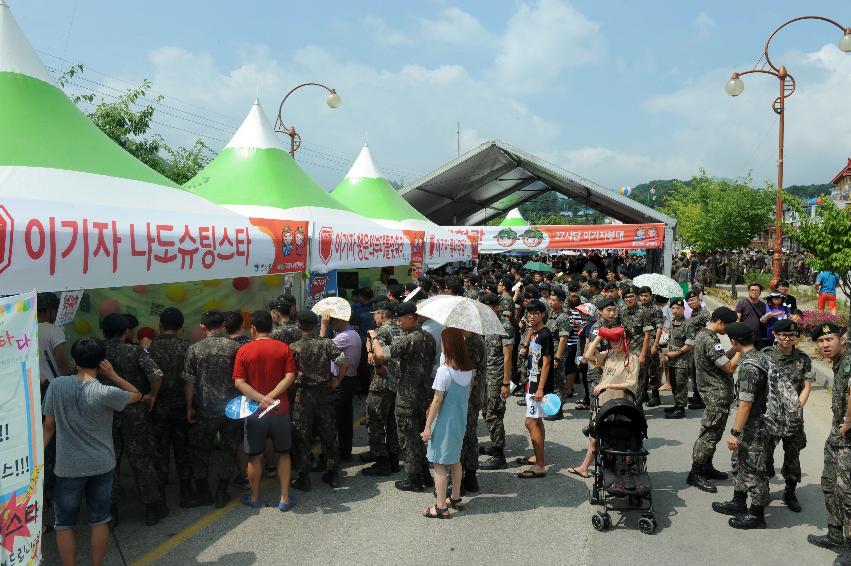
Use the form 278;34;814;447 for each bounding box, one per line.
445;223;665;253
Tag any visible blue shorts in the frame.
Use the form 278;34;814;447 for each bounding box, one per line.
54;470;114;530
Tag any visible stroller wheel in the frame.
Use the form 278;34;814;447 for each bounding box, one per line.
638;516;657;535
592;512;611;532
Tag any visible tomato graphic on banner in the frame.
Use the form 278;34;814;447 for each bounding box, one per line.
467;234;479;260
318;226;333;265
249;218;308;274
307;270;338;307
403;230;425;264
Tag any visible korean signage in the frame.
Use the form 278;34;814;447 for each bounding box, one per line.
307;270;338;308
313;224;412;270
53;290;84;327
445;223;665;253
0;291;42;565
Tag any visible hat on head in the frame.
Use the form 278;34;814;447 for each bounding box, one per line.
538;282;551;291
394;302;417;317
373;300;394;312
577;303;597;317
773;319;799;334
670;298;685;308
765;291;783;300
812;322;842;341
637;286;652;295
295;310;318;326
711;306;738;324
595;297;617;310
623;285;639;296
726;322;753;342
685;290;701;300
100;313;130;333
479;293;500;306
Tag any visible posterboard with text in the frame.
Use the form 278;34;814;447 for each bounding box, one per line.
0;291;41;564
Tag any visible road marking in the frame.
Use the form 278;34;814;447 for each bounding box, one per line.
130;415;368;565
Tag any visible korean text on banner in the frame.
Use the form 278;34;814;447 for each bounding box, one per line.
53;290;84;327
0;291;42;565
445;224;665;253
307;271;338;308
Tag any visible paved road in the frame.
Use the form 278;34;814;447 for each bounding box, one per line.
43;376;840;566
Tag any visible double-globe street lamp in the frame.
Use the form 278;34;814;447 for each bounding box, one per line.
725;16;851;290
274;83;342;158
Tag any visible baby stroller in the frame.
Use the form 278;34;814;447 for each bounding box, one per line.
589;393;656;534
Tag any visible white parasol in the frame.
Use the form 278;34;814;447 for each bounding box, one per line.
415;295;505;335
311;296;352;321
632;273;683;299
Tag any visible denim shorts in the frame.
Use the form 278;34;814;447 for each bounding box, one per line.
54;470;114;530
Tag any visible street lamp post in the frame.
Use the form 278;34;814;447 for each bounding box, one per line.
274;83;342;158
726;16;851;290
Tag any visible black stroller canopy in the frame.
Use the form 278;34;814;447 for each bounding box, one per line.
595;399;647;437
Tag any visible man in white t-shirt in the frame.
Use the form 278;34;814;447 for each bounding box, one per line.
38;292;69;384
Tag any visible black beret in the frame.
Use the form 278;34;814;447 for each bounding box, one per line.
295;310;318;326
670;298;685;308
394;302;418;317
711;306;738;324
479;293;500;306
773;319;799;334
685;290;701;300
637;286;652;295
596;297;616;310
124;314;139;329
538;282;551;291
812;322;841;341
623;285;639;296
726;322;752;342
373;300;394;312
100;313;129;333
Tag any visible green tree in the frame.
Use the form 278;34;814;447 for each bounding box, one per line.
58;66;212;184
663;171;773;252
789;200;851;324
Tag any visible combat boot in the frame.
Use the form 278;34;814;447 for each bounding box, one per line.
704;460;729;480
783;481;802;512
388;453;401;473
291;474;312;492
189;479;213;507
686;465;716;493
712;490;747;516
729;505;766;529
664;405;685;419
479;445;497;457
462;470;479;493
835;540;851;566
178;479;194;508
214;479;230;509
144;500;167;526
394;474;423;492
687;397;705;410
480;448;507;470
645;389;661;407
321;469;341;488
808;525;844;552
359;451;378;463
362;457;391;476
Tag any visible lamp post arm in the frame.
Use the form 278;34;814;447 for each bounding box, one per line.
763;16;850;72
275;82;336;134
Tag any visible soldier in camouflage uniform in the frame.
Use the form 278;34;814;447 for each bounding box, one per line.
147;308;193;507
639;287;665;407
663;298;695;419
618;286;653;405
289;310;346;490
370;302;435;492
183;311;242;509
460;332;487;493
687;307;742;493
686;291;711;409
712;322;771;529
463;274;480;300
271;298;301;345
100;314;166;526
543;287;572;421
497;277;516;324
362;302;402;476
479;294;515;470
808;323;851;559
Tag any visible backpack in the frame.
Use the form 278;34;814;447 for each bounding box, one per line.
742;356;801;437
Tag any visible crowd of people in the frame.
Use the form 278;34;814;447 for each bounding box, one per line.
37;249;851;566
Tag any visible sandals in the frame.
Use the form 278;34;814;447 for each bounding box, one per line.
575;401;589;410
515;457;536;466
447;497;464;511
422;505;450;519
517;469;547;479
567;467;591;478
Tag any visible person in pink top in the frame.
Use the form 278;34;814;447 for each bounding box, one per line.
321;311;362;461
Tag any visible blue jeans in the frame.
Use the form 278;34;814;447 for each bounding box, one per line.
53;470;114;530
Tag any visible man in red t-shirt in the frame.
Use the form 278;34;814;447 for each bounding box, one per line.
234;310;297;511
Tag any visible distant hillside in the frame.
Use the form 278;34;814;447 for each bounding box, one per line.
626;179;833;209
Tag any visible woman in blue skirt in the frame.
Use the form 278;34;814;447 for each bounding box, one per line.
420;327;474;518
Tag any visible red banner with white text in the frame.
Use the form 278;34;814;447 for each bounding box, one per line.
445;223;664;253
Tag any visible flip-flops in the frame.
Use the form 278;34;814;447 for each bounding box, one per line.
515;457;536;466
517;469;547;479
567;467;591;479
278;495;298;512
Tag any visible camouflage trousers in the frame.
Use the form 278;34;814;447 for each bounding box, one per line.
668;365;690;408
188;413;241;483
766;427;807;484
692;396;732;465
151;401;192;484
733;427;770;507
365;388;399;459
292;386;338;474
461;376;483;471
550;363;566;402
637;352;661;403
396;397;427;477
481;380;507;449
822;441;851;538
113;406;161;505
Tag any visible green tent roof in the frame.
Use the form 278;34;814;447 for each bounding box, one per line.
331;144;429;222
499;208;527;226
184;100;347;211
0;1;176;187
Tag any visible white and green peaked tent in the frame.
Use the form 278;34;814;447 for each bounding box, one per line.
332;144;472;265
185;100;415;271
499;208;527;226
0;1;278;294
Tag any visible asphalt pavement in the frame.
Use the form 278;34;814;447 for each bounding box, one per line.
42;373;841;566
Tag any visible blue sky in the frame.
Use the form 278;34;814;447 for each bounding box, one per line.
11;0;851;191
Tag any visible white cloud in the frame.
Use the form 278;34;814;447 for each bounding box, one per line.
419;7;495;46
363;15;415;47
541;146;696;188
490;0;604;94
694;11;716;39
